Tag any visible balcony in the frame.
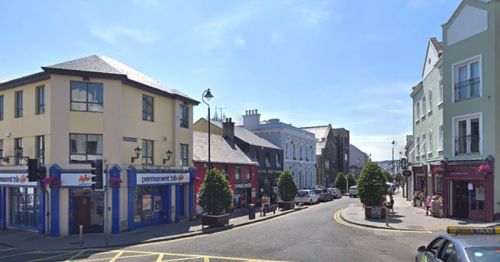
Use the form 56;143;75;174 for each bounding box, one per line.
455;134;480;155
454;78;480;102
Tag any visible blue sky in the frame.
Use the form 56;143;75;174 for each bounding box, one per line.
0;0;461;161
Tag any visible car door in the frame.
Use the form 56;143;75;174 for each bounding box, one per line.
419;237;447;262
438;240;459;262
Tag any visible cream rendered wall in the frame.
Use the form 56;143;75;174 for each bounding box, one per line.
59;188;69;236
176;100;194;168
0;80;50;164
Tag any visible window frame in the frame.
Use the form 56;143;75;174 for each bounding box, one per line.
15;91;23;118
0;95;3;121
452;112;482;156
180;104;189;128
421;134;426;157
142;95;154;122
69;133;103;163
421;96;426;119
428;129;432;155
142;139;154;165
415;101;420;123
235;165;241;182
70;81;104;112
438;78;444;105
14;137;23;165
452;55;482;103
427;90;433;114
180;143;189;166
36;85;45;115
438;124;444;151
35;135;45;164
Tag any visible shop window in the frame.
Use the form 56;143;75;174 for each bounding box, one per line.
434;175;442;194
70;81;103;112
142;140;154;165
470;184;485;211
134;186;162;223
10;187;39;228
70;134;103;163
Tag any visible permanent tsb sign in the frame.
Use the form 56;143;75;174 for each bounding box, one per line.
137;173;190;185
0;173;37;186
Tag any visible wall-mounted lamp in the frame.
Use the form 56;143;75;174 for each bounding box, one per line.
0;149;8;164
131;146;141;163
163;150;173;165
15;146;29;163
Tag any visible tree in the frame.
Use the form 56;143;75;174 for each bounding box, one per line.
335;172;347;192
198;169;232;215
358;162;387;207
277;171;297;202
346;173;356;187
383;171;392;183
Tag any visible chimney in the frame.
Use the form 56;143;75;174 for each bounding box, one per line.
223;117;235;146
242;109;260;130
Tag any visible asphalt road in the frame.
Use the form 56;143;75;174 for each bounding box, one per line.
0;197;441;262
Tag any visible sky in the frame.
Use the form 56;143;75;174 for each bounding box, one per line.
0;0;461;161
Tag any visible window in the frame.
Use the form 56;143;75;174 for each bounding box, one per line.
180;104;189;128
439;78;443;104
426;237;446;256
454;114;480;155
454;57;481;102
415;101;420;121
0;140;3;165
276;154;281;169
293;143;296;160
421;134;426;156
14;138;23;165
440;241;458;262
36;86;45;115
142;95;154;121
15;91;23;118
285;144;289;159
180;144;188;166
35;135;45;164
70;134;103;162
439;124;444;150
428;130;432;154
246;168;251;180
421;97;426;118
299;147;303;160
142;140;154;165
265;153;271;168
0;95;3;120
70;81;103;112
416;137;420;158
428;91;432;113
434;175;442;194
235;166;241;181
10;187;39;228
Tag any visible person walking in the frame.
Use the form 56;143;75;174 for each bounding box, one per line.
425;196;432;216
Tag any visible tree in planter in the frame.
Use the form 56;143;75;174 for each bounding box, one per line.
278;171;297;202
334;172;347;193
358;162;387;208
198;168;232;215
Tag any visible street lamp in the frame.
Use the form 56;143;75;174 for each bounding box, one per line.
391;140;397;181
400;156;408;198
202;88;214;170
131;146;141;163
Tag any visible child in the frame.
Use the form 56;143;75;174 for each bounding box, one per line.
425;196;432;216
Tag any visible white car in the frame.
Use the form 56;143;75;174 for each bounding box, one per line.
349;186;358;198
295;189;319;205
327;188;342;199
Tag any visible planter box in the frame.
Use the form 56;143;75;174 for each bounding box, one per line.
202;214;230;228
278;201;295;210
365;206;386;219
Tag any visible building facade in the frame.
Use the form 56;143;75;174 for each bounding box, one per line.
410;37;444;201
348;144;368;178
441;0;498;221
301;124;337;187
0;55;198;236
332;128;350;175
242;110;316;189
193;118;283;204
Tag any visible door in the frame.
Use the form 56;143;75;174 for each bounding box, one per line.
453;182;468;218
73;197;91;233
469;182;486;221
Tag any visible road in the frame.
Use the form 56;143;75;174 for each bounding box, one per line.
0;197;441;262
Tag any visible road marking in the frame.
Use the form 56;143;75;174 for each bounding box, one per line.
65;250;85;261
108;251;123;262
26;251;78;262
165;256;204;261
156;253;164;262
0;250;42;260
333;209;432;234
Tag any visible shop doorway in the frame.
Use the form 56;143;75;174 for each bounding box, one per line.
70;189;104;234
453;181;469;219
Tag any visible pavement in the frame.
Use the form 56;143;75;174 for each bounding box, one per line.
340;190;500;231
0;205;306;251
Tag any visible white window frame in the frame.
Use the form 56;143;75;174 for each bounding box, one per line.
421;96;426;120
452;55;482;103
416;137;420;157
428;90;433;114
438;77;444;106
438;124;444;151
427;129;432;155
415;101;420;122
421;134;426;157
452;112;482;155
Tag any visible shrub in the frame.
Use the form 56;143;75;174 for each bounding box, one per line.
277;171;297;202
358;162;387;207
198;169;232;215
347;173;356;187
335;172;347;192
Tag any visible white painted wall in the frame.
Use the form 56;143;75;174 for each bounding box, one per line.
422;44;440;79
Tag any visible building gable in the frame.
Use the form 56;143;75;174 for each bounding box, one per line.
446;3;488;46
422;38;442;79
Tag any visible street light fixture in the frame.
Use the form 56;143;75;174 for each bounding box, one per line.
131;146;141;163
391;141;397;180
202;88;214;170
163;150;173;165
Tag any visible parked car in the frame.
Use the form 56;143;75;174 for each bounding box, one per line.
314;189;334;202
416;226;500;262
327;188;342;199
349;186;358;198
295;189;319;205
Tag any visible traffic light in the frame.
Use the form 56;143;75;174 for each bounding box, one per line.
27;159;38;182
91;159;104;190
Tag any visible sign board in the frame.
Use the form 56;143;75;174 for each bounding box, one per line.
468;183;473;191
234;183;251;189
61;173;96;187
0;173;37;186
402;170;412;177
137;172;190;185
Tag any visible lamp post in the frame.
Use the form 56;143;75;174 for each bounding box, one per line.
400;157;408;198
202;89;214;170
391;141;397;182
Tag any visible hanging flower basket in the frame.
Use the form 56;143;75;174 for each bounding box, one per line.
109;177;123;187
431;166;444;175
477;164;493;175
42;176;61;188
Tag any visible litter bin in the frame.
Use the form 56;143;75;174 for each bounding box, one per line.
248;204;256;220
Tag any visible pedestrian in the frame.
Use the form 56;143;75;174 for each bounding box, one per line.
425;196;432;216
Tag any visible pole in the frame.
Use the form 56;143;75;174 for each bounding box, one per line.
208;106;211;170
104;162;109;246
79;224;83;247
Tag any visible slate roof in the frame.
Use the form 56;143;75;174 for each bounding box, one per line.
193;131;257;165
301;125;331;155
430;37;443;55
210;120;281;150
41;55;196;102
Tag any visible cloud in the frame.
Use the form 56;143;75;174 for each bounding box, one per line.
89;25;158;44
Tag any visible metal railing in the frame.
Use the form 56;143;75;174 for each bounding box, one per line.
455;134;480;155
454;78;480;101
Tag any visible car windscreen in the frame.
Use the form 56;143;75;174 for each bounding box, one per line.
466;247;500;262
314;190;322;194
297;190;308;196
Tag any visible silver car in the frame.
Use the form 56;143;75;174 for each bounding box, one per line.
349;186;358;198
416;226;500;262
327;188;342;199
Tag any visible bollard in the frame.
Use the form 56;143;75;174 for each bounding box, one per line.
385;207;389;227
79;225;84;247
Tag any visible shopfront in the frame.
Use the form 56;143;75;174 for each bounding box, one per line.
443;161;494;222
0;173;45;234
127;168;194;231
234;183;251;209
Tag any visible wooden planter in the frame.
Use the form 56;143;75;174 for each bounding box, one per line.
278;201;295;210
364;206;386;219
202;214;230;228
